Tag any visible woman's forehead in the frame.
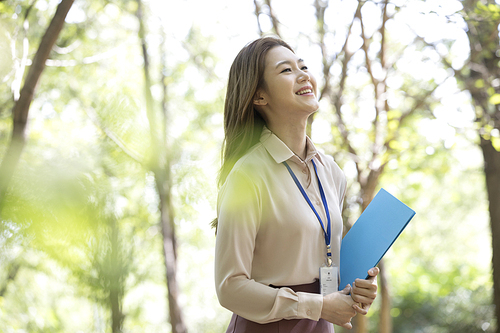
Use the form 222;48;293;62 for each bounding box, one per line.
266;46;302;68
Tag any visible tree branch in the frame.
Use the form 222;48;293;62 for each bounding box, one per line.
367;0;391;165
380;0;389;70
83;107;144;165
11;0;37;101
314;0;331;102
330;1;364;178
0;0;75;209
307;0;330;137
264;0;281;37
359;10;378;89
383;84;439;154
43;46;123;67
253;0;264;36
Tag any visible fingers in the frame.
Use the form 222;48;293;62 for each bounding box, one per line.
353;269;378;294
353;278;377;289
368;267;380;277
351;294;375;305
347;267;379;316
353;303;369;315
351;274;378;313
335;311;355;330
321;288;357;326
352;280;377;295
339;284;352;295
340;321;353;329
351;281;377;305
352;279;377;295
363;267;379;285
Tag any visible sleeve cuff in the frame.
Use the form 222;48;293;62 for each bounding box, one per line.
297;292;323;321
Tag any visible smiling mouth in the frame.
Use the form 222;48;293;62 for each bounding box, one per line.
296;87;313;95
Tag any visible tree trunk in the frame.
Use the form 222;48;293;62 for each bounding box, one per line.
378;259;392;333
0;262;21;297
0;0;74;209
156;171;186;333
458;2;500;330
349;166;393;333
351;178;378;333
109;218;124;333
351;311;368;333
135;1;187;332
480;137;500;331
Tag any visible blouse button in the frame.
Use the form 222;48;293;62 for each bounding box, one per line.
302;169;307;174
306;309;312;316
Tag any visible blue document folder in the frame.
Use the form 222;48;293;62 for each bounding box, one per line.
339;188;415;290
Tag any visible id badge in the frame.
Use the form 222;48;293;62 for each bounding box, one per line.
319;265;339;296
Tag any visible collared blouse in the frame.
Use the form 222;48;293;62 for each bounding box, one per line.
215;127;347;324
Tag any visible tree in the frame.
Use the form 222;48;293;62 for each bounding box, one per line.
135;1;187;331
0;0;74;209
312;1;440;331
0;0;493;331
251;1;443;332
0;2;161;331
253;0;282;37
437;0;500;329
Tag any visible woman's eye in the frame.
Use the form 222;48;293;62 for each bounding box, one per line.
280;68;292;73
301;66;308;71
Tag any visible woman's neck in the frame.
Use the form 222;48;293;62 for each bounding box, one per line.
267;121;308;160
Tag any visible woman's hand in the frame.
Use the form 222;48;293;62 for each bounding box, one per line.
320;284;357;329
351;267;379;315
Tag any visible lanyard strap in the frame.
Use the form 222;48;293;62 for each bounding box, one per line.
283;159;333;265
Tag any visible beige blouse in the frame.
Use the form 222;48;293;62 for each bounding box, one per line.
215;127;347;324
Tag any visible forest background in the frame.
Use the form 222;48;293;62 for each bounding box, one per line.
0;0;499;332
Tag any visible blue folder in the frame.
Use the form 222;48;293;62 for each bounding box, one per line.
339;188;415;290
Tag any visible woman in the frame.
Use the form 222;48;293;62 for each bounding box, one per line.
214;36;378;332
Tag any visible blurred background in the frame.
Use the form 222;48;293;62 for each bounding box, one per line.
0;0;499;332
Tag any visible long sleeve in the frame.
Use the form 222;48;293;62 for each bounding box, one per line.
214;168;323;324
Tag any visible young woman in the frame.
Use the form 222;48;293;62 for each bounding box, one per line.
214;36;379;333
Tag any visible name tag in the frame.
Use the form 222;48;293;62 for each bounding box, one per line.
320;265;339;296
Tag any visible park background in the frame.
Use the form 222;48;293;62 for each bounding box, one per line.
1;0;500;332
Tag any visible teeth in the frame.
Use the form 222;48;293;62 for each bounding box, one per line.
296;89;312;95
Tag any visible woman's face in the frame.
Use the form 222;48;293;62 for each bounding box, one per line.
255;46;319;122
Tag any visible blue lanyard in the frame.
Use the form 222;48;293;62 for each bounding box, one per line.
283;159;333;265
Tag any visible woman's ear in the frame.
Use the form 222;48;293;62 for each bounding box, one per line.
253;90;268;107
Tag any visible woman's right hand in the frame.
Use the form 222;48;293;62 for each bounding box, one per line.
320;284;357;329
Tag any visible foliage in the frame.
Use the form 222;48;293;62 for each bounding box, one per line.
0;0;495;332
380;135;495;332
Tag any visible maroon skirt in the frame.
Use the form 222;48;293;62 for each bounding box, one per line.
225;280;334;333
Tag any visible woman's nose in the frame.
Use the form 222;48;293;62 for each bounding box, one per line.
298;71;310;82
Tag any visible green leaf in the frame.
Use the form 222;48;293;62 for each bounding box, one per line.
477;2;488;11
489;94;500;105
492;137;500;152
488;4;500;13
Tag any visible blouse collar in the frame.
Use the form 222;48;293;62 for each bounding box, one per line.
260;126;324;166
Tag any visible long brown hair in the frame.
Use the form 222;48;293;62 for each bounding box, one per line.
212;36;294;230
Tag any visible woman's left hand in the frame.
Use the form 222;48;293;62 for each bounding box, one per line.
351;267;379;315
